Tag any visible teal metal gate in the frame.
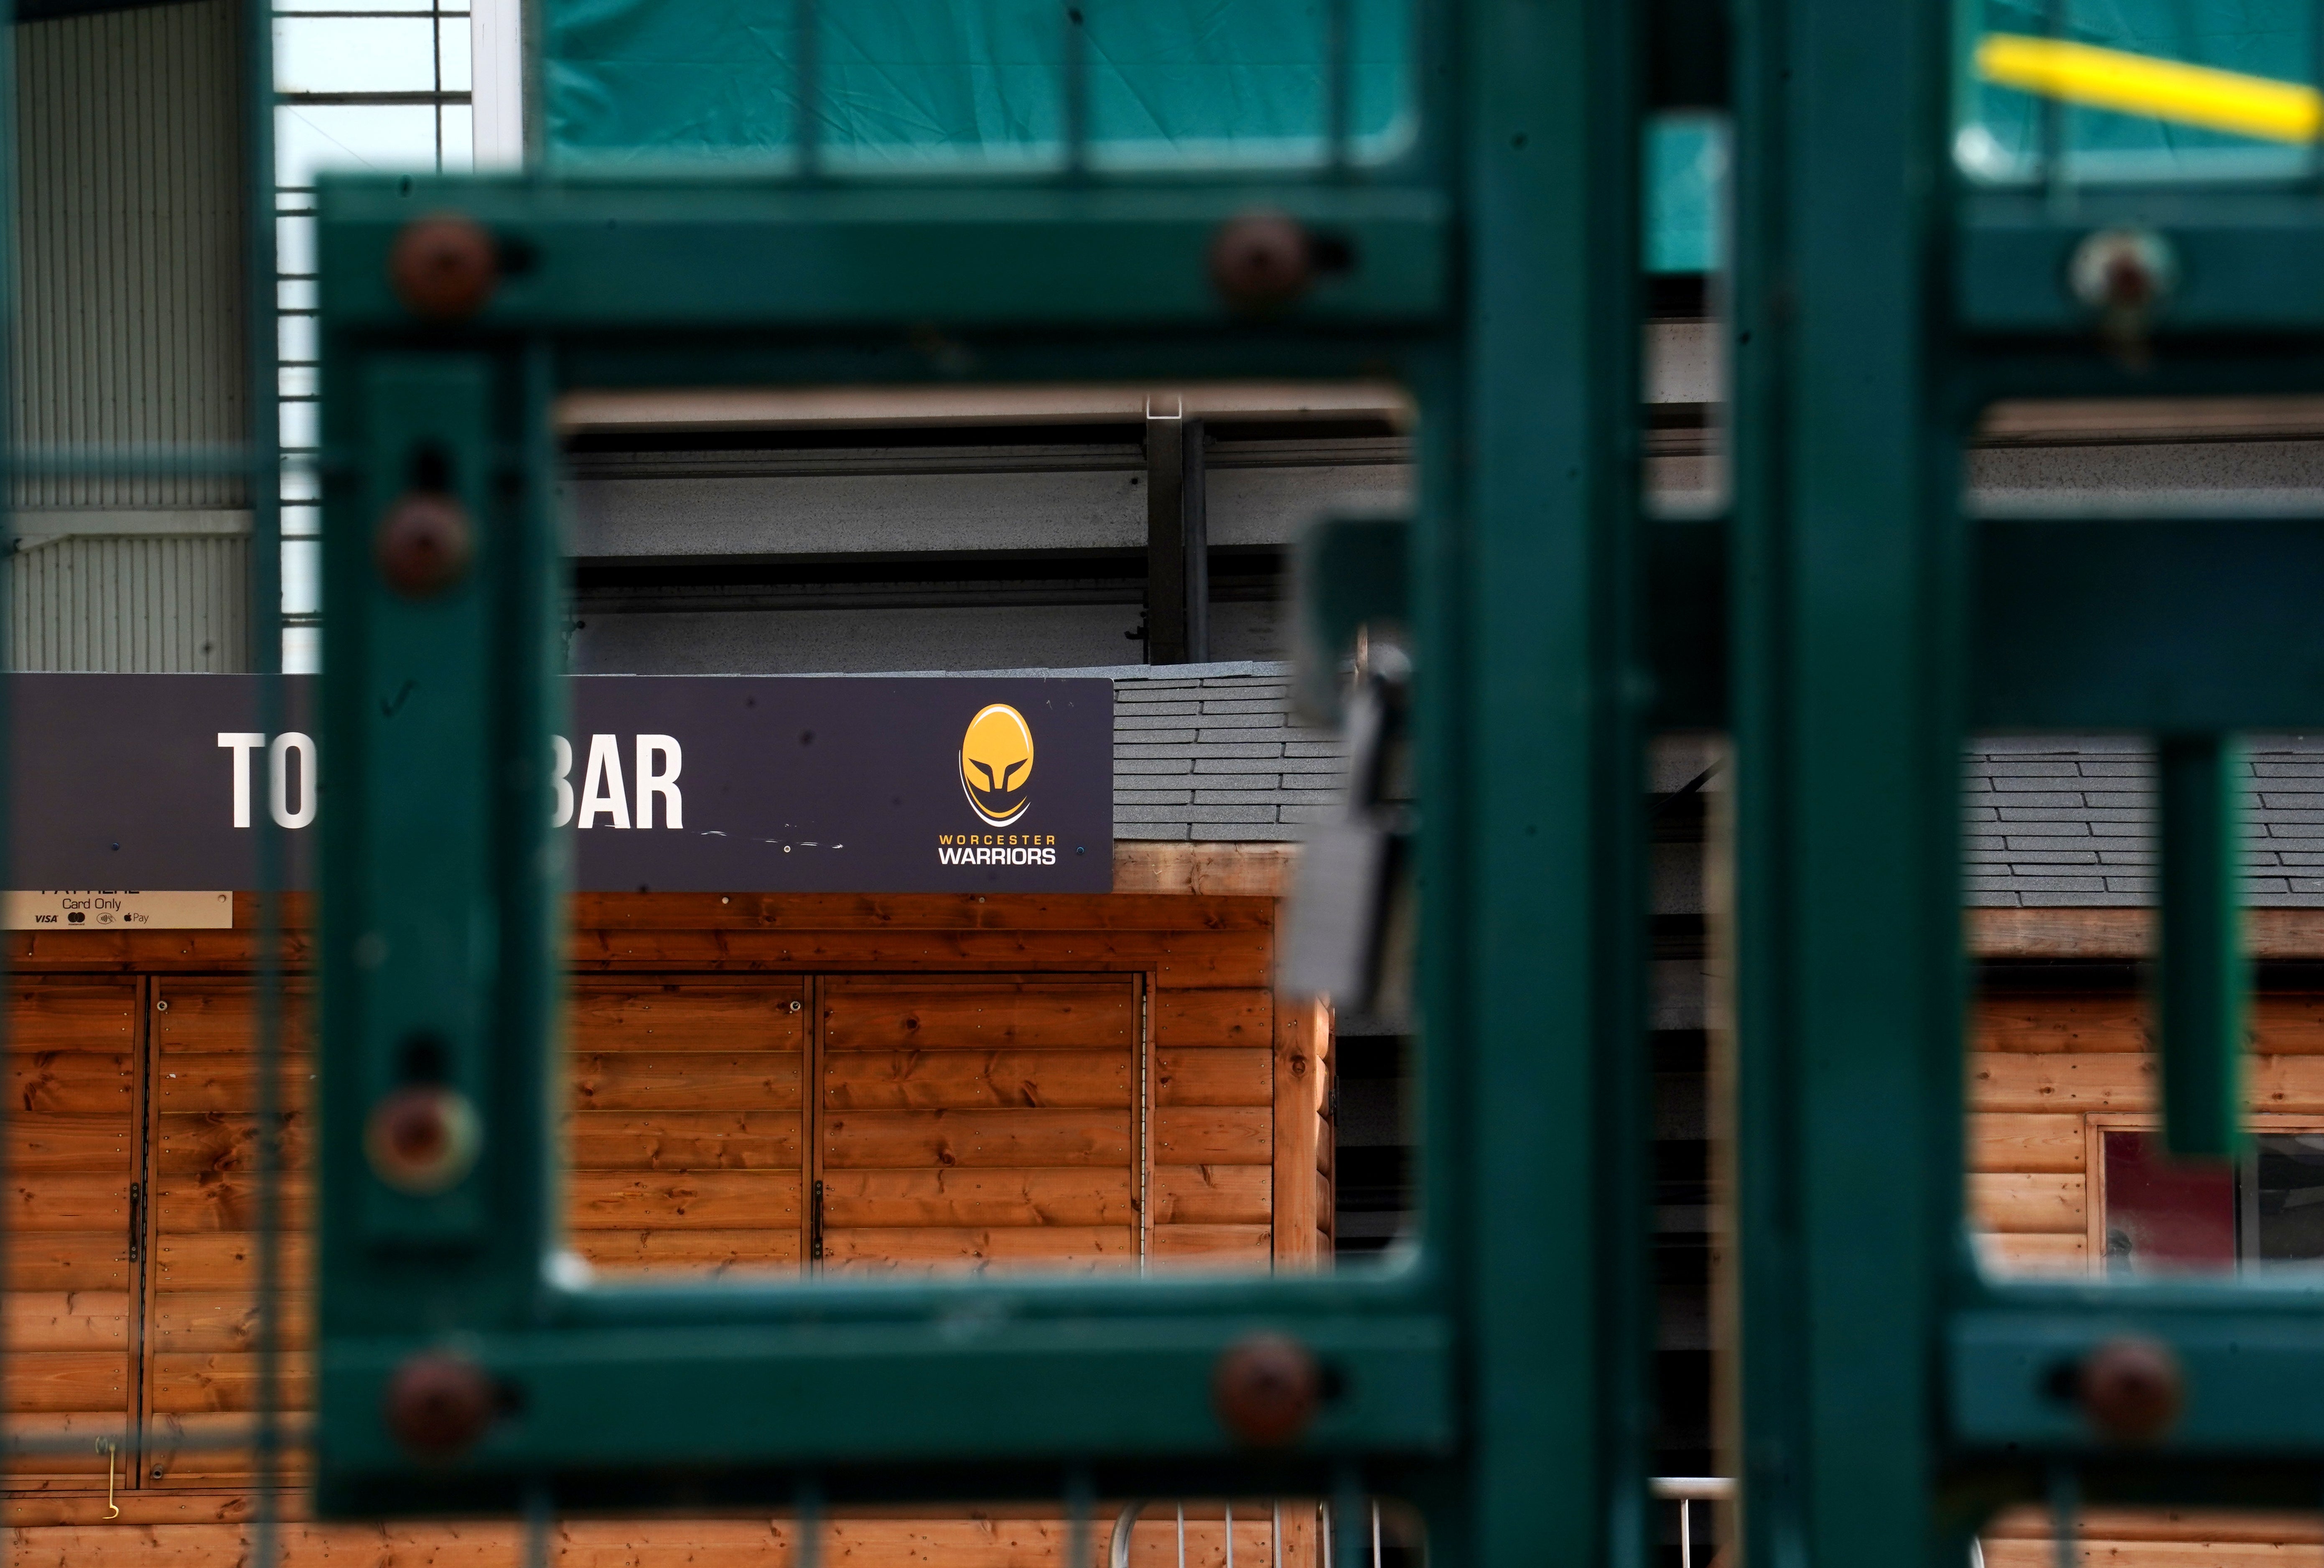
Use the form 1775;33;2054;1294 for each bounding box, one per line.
1736;2;2324;1564
308;3;1657;1561
305;0;2324;1561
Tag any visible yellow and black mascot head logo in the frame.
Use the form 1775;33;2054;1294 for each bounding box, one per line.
960;703;1035;827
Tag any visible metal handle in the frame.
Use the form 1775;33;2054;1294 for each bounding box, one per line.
2155;733;2249;1158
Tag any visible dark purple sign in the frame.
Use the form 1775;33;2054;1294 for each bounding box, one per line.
8;675;1112;893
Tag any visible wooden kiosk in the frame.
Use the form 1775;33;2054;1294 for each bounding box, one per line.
0;847;1332;1565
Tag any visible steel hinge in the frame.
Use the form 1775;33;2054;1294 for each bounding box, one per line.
127;1181;142;1263
810;1179;824;1263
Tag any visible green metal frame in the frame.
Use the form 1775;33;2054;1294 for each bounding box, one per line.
1732;4;2324;1565
313;2;1656;1553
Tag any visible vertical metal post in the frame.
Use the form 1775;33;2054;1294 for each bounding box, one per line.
2048;1464;2079;1568
2156;733;2249;1159
245;0;282;679
793;0;818;176
1144;401;1207;665
2039;0;2066;198
796;1476;824;1568
1062;0;1089;176
239;0;285;1557
1732;2;1955;1568
1325;0;1352;170
522;1480;554;1568
0;0;15;1499
1434;1;1650;1567
1067;1471;1095;1568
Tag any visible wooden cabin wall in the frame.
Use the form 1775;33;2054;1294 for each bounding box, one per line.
1;891;1324;1568
1969;979;2324;1568
5;978;138;1492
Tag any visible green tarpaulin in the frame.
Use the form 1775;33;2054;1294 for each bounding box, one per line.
1965;0;2316;179
548;0;1415;172
544;0;1728;271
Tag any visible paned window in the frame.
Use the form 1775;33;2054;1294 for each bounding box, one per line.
2100;1128;2324;1272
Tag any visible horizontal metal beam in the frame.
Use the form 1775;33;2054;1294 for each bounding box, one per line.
1645;514;2324;731
1952;1300;2324;1456
1960;193;2324;336
319;1314;1454;1490
1971;514;2324;731
317;179;1450;330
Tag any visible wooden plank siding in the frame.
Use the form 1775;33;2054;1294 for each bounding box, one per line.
820;975;1140;1274
1969;985;2324;1564
1154;988;1277;1269
1968;989;2324;1276
144;980;312;1488
568;979;807;1278
5;979;140;1489
0;891;1314;1568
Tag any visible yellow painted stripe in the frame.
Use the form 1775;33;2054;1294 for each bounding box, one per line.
1977;33;2322;144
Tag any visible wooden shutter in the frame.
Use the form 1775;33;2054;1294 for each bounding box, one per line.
5;978;139;1490
143;979;311;1486
818;975;1138;1273
567;980;806;1275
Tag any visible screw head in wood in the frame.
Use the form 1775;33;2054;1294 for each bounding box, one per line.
389;214;499;321
384;1351;497;1460
1208;211;1315;312
2079;1335;2184;1443
1212;1332;1321;1446
374;491;474;598
365;1083;481;1195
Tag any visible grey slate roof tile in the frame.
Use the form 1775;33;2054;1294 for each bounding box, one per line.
1117;803;1229;823
1189;711;1290;731
1097;669;2324;908
1181;804;1283;823
1122;741;1279;760
1194;757;1297;775
1965;739;2324;906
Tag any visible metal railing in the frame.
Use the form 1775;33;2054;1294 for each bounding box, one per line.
1651;1477;1735;1568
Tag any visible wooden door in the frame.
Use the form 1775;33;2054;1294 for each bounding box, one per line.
142;979;312;1487
567;979;807;1275
817;974;1140;1273
6;978;140;1492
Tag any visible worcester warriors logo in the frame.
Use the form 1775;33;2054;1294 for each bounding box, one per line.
959;703;1035;827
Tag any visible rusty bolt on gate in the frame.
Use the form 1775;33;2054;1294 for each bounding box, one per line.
1209;212;1318;312
2067;227;2177;368
1212;1332;1323;1446
374;491;474;598
389;214;499;321
385;1352;499;1460
2077;1335;2184;1443
366;1083;482;1195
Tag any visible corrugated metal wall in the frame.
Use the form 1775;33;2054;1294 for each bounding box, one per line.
11;535;247;671
9;0;252;670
